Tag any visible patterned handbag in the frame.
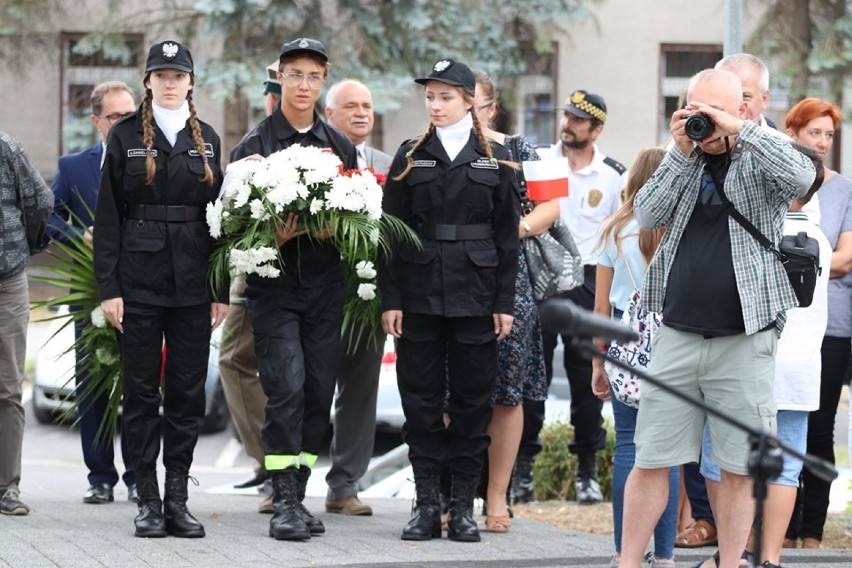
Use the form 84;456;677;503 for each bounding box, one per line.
508;135;583;301
603;261;661;409
522;220;584;301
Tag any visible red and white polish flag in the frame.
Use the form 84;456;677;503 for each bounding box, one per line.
522;158;570;200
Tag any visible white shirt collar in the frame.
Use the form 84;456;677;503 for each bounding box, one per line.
152;101;190;146
436;112;473;161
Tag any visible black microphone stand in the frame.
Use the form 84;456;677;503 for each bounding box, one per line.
570;337;838;567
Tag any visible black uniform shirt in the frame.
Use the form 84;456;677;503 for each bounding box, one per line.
94;108;224;307
230;109;357;288
379;133;520;317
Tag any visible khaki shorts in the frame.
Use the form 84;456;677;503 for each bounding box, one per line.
634;324;777;475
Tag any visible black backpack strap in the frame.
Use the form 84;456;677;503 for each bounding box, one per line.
703;157;784;261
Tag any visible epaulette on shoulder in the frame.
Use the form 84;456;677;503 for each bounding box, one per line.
603;156;626;174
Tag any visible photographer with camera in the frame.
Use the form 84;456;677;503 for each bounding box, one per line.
617;69;815;568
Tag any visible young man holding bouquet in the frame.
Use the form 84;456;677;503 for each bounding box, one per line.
229;37;357;541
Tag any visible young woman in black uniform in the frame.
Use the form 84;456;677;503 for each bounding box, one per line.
94;40;227;539
379;59;519;543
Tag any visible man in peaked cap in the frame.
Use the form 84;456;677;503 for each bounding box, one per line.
513;88;628;507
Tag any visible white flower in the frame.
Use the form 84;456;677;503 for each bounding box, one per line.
248;246;277;266
90;306;107;328
369;227;380;245
255;263;281;278
95;347;119;366
206;201;223;238
357;283;377;301
249;198;266;220
355;260;377;280
232;177;254;208
325;176;363;212
309;198;325;214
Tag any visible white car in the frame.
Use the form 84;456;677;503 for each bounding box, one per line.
31;307;230;433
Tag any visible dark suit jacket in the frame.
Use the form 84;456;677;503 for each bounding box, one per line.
49;143;102;244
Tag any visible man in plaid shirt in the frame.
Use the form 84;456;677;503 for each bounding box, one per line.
618;69;815;568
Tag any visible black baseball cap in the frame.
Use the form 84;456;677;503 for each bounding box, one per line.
415;59;475;96
279;37;328;63
556;89;608;124
145;40;194;74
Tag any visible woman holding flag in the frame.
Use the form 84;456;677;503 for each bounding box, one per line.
471;71;561;533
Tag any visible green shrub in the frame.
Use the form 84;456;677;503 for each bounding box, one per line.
532;418;615;502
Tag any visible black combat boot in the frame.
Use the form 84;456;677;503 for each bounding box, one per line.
269;469;311;540
134;470;166;538
294;467;325;535
401;474;441;541
510;456;535;504
447;475;480;542
163;471;205;538
575;452;603;505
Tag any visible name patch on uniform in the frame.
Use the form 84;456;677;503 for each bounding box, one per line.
188;143;215;157
127;148;157;158
412;160;436;168
470;158;498;170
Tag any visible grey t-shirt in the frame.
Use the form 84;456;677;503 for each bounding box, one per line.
818;173;852;337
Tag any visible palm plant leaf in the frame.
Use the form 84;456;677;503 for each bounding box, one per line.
31;208;124;442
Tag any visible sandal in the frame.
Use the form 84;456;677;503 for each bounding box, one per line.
484;513;511;533
676;519;718;548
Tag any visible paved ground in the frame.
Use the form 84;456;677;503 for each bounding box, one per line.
1;476;850;568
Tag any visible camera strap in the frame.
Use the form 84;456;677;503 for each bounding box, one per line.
703;153;785;262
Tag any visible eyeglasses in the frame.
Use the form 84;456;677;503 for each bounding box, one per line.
280;72;325;89
98;112;132;123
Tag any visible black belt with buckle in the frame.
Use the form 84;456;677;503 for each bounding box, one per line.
125;204;206;222
419;223;492;241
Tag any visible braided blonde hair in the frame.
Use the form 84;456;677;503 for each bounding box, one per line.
141;86;157;185
186;90;214;185
394;86;516;180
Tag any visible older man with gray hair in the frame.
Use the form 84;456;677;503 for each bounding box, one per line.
322;79;391;516
325;80;392;173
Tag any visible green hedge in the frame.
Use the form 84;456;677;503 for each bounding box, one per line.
532;418;616;502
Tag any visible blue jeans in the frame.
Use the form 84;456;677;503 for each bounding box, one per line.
611;389;679;557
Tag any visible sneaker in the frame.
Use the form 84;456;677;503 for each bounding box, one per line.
575;475;603;504
0;488;30;516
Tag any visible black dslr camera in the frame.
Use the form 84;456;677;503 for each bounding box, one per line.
684;113;714;141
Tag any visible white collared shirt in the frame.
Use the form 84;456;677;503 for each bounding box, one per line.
355;142;367;170
542;142;628;264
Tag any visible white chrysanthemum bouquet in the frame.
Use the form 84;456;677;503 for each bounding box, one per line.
206;144;417;348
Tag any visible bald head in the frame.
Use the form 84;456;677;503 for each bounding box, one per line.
687;69;743;109
324;79;374;145
685;69;747;155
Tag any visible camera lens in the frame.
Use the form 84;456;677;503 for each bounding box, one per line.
685;114;714;141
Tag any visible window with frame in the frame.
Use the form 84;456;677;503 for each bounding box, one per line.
61;33;142;153
659;44;723;144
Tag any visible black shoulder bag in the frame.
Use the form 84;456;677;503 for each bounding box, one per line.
507;135;583;301
705;159;821;308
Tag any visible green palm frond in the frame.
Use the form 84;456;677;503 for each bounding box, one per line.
31;209;123;442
